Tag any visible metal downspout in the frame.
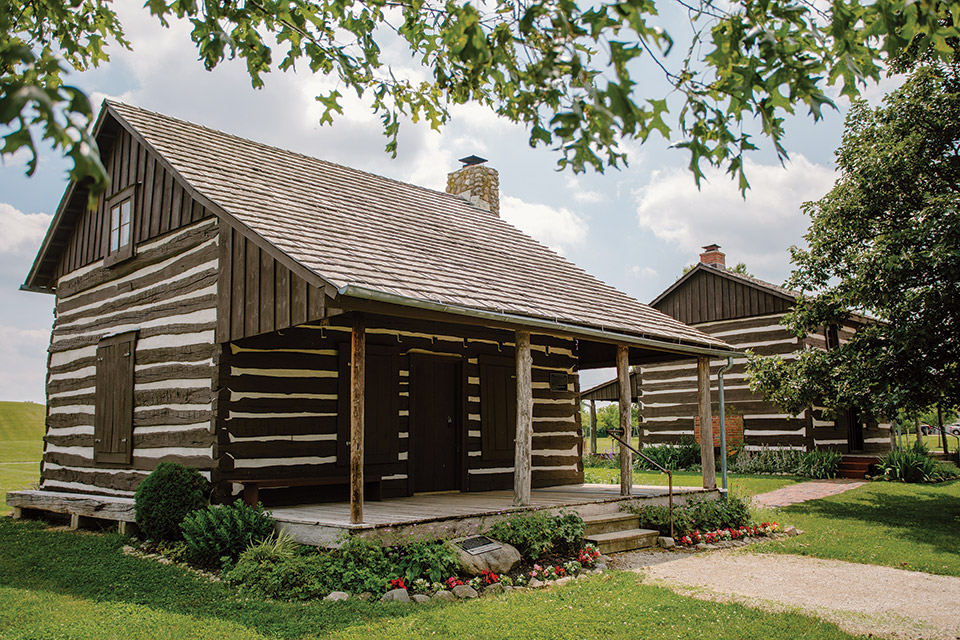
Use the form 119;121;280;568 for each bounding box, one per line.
718;357;735;493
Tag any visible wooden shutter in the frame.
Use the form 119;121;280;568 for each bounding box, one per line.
479;355;517;462
94;331;137;464
338;344;399;466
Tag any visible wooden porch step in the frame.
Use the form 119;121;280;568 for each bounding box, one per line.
837;456;881;479
581;512;640;536
586;528;659;554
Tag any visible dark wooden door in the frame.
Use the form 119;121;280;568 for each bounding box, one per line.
412;357;460;493
845;408;865;451
94;331;137;464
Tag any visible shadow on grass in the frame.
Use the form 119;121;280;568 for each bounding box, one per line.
0;518;420;639
779;479;960;560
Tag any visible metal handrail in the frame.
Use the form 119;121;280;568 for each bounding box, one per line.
607;431;674;540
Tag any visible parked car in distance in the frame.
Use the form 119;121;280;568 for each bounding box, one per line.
921;423;960;436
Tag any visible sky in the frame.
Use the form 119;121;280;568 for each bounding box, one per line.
0;3;901;403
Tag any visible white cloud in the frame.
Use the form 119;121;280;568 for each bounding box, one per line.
628;265;657;279
500;195;588;254
564;175;606;204
0;325;49;403
633;154;836;282
0;203;52;255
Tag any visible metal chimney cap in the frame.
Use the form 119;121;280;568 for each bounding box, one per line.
458;155;487;167
701;243;721;252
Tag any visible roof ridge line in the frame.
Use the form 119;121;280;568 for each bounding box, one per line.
103;99;483;210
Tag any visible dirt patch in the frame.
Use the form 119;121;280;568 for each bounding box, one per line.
630;550;960;640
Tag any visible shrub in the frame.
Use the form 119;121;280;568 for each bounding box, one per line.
226;535;461;599
239;531;301;565
623;494;751;537
730;447;801;475
485;510;585;560
134;461;208;541
386;538;460;583
227;552;337;600
632;437;701;472
181;499;275;569
878;442;960;483
797;449;842;479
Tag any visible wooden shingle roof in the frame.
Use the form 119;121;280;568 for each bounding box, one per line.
37;101;735;353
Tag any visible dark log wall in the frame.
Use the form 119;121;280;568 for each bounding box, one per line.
53;127;213;281
655;269;792;324
216;223;329;342
214;318;582;499
42;218;219;495
640;313;814;450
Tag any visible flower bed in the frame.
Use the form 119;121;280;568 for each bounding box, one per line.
388;542;603;595
677;522;781;547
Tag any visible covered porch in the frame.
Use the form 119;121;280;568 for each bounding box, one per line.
334;296;738;526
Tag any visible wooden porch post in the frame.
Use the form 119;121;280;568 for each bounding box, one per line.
617;345;632;496
514;330;533;506
697;356;716;489
350;315;365;524
589;400;597;455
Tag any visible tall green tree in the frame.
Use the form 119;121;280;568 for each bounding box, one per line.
747;61;960;420
3;0;959;196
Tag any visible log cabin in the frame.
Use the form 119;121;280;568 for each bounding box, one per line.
583;245;892;460
10;101;737;542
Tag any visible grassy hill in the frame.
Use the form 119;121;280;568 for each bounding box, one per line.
0;401;46;514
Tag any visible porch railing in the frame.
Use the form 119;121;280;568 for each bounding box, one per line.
607;430;674;540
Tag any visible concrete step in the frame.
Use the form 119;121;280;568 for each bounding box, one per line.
581;512;641;536
585;528;659;554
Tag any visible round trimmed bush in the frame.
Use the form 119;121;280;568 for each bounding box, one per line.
134;461;208;540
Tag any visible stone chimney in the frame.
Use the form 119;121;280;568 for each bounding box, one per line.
446;155;499;216
699;244;726;269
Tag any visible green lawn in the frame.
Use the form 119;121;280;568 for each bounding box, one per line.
0;519;865;640
918;434;958;454
0;401;45;514
584;467;802;499
751;479;960;576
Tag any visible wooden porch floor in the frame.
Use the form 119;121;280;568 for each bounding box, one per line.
271;483;712;546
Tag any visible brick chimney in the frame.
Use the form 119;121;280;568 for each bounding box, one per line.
699;244;726;269
446;155;499;216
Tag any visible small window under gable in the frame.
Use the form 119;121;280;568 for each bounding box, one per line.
104;185;136;266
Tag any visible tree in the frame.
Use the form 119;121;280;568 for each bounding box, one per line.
3;0;959;197
747;61;960;421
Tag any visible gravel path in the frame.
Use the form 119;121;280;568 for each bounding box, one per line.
624;549;960;639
